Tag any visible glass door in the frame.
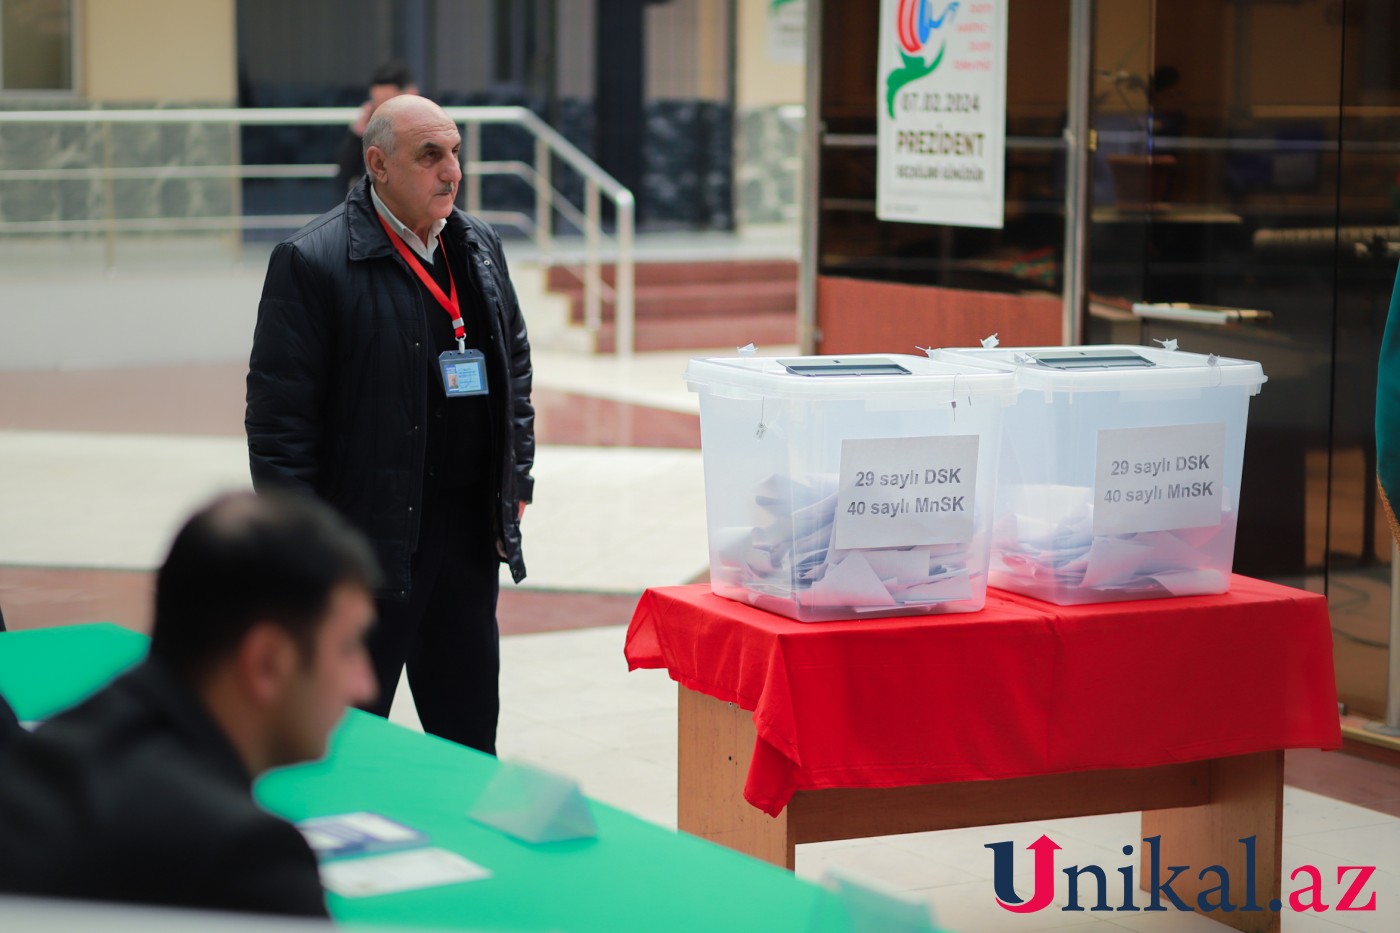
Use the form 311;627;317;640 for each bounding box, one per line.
1080;0;1398;719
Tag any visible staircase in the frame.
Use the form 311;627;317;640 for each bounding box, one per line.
543;259;799;352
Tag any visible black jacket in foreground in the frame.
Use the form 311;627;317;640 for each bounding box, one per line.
0;691;20;748
0;659;328;918
246;180;534;595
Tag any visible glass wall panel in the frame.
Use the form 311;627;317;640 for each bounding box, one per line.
816;0;1069;293
1;0;72;92
810;0;1396;714
1087;0;1337;592
1080;0;1395;717
1326;0;1398;719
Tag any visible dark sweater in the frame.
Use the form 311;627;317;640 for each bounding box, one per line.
0;659;328;918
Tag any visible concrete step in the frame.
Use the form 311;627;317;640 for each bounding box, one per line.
546;258;798;291
533;256;798;354
592;313;797;353
566;279;797;324
511;262;595;353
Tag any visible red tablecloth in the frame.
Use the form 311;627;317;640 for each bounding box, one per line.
625;578;1342;816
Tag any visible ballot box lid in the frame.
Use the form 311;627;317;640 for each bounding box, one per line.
930;345;1266;395
685;353;1019;402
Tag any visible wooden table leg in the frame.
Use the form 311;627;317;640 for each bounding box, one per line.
1140;751;1283;933
677;686;795;868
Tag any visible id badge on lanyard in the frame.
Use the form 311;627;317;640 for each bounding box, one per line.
378;213;490;399
439;349;489;397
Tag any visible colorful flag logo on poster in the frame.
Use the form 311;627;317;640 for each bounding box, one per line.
876;0;1008;228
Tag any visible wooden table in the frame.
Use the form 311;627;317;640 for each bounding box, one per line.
627;579;1342;933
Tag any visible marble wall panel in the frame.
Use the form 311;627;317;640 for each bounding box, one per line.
0;104;237;229
735;104;802;226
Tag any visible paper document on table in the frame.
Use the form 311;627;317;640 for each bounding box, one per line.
319;847;490;898
297;811;428;860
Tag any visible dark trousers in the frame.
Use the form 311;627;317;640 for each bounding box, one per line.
361;489;501;755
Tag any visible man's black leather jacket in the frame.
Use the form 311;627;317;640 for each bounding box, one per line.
246;180;533;595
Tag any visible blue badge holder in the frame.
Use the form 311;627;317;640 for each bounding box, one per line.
439;349;489;397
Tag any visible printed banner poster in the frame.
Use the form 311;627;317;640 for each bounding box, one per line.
876;0;1008;228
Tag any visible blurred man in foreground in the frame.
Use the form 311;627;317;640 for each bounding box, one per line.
0;491;379;917
0;692;19;747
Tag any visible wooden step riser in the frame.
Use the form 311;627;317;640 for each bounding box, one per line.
592;315;798;353
546;260;797;291
567;296;796;324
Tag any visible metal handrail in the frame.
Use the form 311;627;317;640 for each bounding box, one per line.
0;105;636;355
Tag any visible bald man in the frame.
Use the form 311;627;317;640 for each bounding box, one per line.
248;95;534;755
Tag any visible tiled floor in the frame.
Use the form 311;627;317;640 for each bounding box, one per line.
0;350;712;623
2;258;1398;929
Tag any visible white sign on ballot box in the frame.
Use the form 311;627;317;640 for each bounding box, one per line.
1093;423;1226;535
832;434;979;550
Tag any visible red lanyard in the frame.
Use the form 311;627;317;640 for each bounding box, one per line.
377;213;465;349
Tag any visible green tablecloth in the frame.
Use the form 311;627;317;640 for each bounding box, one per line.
0;623;148;721
0;624;849;931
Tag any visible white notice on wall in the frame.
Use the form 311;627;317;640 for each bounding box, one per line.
1093;423;1226;535
767;0;807;64
832;435;978;550
876;0;1008;228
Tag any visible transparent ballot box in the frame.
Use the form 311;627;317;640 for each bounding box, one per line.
685;353;1018;622
933;345;1267;605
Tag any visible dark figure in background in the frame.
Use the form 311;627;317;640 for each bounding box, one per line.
334;59;418;193
0;491;379;916
248;95;535;756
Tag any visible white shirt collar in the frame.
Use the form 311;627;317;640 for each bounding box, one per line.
370;184;447;263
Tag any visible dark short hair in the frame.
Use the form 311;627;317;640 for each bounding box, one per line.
370;60;414;89
150;491;380;680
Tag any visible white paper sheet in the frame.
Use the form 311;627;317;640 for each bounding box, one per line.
1150;568;1228;596
862;547;931;584
805;552;897;608
992;484;1239;598
319;848;491;898
1082;536;1155;588
892;570;972;604
712;470;984;614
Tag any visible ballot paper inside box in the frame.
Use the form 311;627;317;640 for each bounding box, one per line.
686;354;1018;622
932;345;1266;606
